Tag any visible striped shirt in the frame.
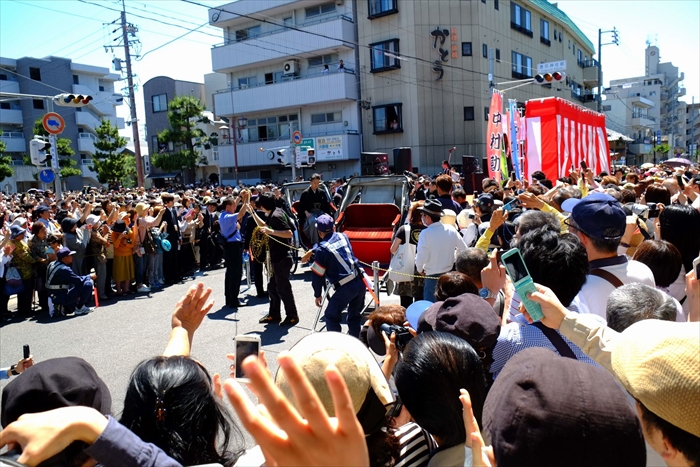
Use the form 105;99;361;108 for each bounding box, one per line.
395;422;437;467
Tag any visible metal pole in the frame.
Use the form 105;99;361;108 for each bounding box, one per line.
49;134;61;198
121;3;145;188
597;28;602;113
232;118;239;186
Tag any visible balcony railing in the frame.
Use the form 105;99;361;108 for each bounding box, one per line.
213;14;353;48
580;59;599;68
571;91;596;103
510;22;533;37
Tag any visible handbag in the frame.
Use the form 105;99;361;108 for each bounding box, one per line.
142;228;157;255
388;225;416;283
5;266;23;288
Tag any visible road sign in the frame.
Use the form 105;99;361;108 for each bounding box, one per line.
39;169;55;183
656;130;661;145
42;112;65;135
292;131;302;145
537;60;567;74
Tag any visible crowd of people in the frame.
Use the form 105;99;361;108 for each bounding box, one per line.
0;160;699;467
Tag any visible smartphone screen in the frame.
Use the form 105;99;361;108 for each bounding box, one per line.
676;175;684;188
580;160;588;171
510;171;516;182
235;339;260;380
502;251;528;283
23;345;30;359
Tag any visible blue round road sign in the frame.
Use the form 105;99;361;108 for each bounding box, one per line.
39;169;55;183
292;131;302;145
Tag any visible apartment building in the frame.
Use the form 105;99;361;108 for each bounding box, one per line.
208;0;362;184
604;45;687;165
357;0;598;174
685;102;699;158
0;55;123;192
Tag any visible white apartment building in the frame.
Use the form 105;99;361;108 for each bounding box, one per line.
685;103;699;158
604;45;686;165
0;55;124;192
208;0;362;184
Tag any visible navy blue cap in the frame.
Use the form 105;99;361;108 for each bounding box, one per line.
315;214;335;233
562;193;625;240
57;247;76;261
476;193;495;210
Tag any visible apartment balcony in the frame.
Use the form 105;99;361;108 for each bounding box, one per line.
209;0;312;28
629;95;654;109
75;112;124;132
570;90;596;104
629;142;653;155
72;85;123;117
678;87;686;98
79;159;99;180
632;115;656;128
0;132;26;152
217;132;361;168
77;133;97;154
581;59;600;89
0;79;20;94
10;164;39;183
0;108;22;125
212;15;355;72
213;71;358;115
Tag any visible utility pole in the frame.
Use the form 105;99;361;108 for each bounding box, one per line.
597;27;619;113
120;0;145;187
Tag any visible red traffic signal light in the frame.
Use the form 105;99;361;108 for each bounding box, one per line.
534;71;566;85
54;93;93;107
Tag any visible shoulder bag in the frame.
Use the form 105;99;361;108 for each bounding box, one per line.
388;225;416;283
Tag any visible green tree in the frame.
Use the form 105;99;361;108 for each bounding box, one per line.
33;119;81;178
121;153;137;188
0;132;13;182
92;119;128;185
152;96;209;173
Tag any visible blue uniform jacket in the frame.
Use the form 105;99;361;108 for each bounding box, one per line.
310;232;360;298
46;261;92;297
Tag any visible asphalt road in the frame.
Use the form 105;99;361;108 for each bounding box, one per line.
0;263;398;447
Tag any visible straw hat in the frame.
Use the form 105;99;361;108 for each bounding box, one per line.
611;320;700;437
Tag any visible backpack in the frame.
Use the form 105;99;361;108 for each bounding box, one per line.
142;228;157;255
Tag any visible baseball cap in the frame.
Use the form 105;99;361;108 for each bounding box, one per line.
60;217;79;233
34;206;49;215
56;247;76;261
611;320;700;437
1;357;112;427
561;192;625;240
483;347;645;467
275;332;394;436
434;293;501;352
315;214;335;233
475;193;495;210
9;225;24;240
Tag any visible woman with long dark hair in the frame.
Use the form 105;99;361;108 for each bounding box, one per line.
657;204;700;306
120;355;244;467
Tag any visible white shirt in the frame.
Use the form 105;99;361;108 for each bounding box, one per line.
572;256;656;318
415;221;467;276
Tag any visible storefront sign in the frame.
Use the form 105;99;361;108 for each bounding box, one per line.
316;135;343;161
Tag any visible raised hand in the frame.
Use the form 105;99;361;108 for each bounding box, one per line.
224;353;369;467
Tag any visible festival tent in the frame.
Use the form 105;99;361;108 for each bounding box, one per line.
524;97;611;181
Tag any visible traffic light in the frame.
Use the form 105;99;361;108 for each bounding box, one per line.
276;149;289;166
53;93;93;107
29;137;51;166
534;71;566;85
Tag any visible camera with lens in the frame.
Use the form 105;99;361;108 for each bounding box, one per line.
628;203;649;219
380;323;414;351
647;203;660;219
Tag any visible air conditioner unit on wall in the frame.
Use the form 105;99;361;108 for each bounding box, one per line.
336;0;344;5
283;60;299;76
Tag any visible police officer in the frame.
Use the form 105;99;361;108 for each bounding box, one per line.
45;247;96;316
301;214;366;337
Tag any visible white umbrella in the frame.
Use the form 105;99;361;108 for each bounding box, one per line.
640;163;655;169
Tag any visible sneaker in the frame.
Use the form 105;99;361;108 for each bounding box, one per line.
137;285;151;293
259;314;281;324
280;316;299;327
74;307;89;316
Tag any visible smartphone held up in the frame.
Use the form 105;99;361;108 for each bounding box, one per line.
234;335;261;383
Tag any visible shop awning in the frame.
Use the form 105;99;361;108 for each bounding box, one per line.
146;172;180;179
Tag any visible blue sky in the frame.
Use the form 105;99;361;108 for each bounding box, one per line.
1;0;698;141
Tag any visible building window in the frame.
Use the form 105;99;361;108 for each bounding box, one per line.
495;48;501;61
462;42;472;56
306;2;336;18
33;99;44;110
370;39;400;72
368;0;398;19
283;16;293;25
511;51;532;78
373;104;403;134
494;0;499;10
245;114;298;143
237;76;258;89
311;111;342;124
577;49;584;67
484;107;490;121
483;44;488;58
308;53;338;68
464;106;475;121
235;25;261;42
152;94;168;112
0;74;6;80
0;103;10;110
540;19;550;45
73;75;79;85
510;3;532;37
152;136;161;154
29;67;41;81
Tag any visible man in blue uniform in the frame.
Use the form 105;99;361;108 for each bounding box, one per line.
45;247;96;316
302;214;366;337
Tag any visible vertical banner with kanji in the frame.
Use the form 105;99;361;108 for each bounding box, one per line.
509;99;521;180
486;90;504;181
